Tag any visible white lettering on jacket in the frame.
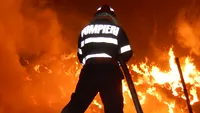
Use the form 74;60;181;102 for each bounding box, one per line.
81;24;120;37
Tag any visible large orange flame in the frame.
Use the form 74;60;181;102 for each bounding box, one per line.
26;46;200;113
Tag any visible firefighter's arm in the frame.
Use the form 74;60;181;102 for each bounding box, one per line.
118;28;133;63
77;34;83;64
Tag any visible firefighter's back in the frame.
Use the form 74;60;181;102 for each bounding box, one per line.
79;19;121;66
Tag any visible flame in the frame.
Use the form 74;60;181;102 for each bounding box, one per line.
22;46;200;113
129;46;200;112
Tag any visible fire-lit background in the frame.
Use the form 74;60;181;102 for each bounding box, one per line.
0;0;200;113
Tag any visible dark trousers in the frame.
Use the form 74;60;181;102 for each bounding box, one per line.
61;62;124;113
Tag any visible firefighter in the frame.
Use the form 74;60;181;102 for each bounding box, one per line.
61;4;133;113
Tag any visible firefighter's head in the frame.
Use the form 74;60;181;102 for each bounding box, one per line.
93;4;118;24
94;4;116;17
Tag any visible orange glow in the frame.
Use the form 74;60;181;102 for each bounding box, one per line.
22;46;200;113
1;1;200;113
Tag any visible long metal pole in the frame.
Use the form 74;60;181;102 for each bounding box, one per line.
175;57;193;113
119;58;143;113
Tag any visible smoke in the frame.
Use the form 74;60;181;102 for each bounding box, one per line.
176;8;200;56
0;0;28;112
0;0;87;113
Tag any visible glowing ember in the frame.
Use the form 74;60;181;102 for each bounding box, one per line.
34;65;41;73
93;100;102;109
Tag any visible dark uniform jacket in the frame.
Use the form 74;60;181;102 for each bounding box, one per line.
77;18;133;65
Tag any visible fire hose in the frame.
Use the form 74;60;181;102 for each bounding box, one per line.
118;58;144;113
